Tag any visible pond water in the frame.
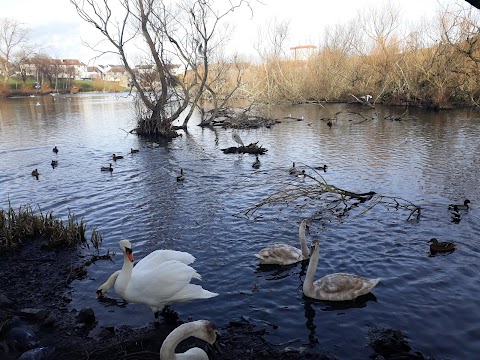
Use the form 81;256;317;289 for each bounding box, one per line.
1;93;479;359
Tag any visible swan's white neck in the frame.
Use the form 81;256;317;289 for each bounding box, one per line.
304;243;320;292
115;251;134;297
99;270;121;294
160;321;211;360
299;220;309;258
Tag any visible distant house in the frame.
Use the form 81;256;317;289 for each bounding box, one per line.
60;59;87;79
84;66;103;80
20;58;87;80
290;45;317;61
102;65;130;86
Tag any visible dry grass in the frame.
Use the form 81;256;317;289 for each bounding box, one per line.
0;202;102;251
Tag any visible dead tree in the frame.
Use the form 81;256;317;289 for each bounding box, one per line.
70;0;252;138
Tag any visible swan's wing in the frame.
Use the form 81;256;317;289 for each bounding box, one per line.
313;273;380;301
127;260;205;305
166;283;218;304
134;249;196;272
255;243;303;265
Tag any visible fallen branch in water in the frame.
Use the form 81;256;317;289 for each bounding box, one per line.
384;109;418;121
234;166;421;222
222;142;268;155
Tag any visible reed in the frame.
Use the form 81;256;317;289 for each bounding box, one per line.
0;201;102;251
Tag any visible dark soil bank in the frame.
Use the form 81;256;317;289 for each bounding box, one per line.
0;240;430;360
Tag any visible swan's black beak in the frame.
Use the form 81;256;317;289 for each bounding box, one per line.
96;289;103;298
206;334;222;359
126;247;134;262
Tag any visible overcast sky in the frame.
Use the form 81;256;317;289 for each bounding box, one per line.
0;0;471;65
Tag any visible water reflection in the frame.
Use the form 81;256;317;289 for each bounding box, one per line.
302;293;378;347
1;95;480;359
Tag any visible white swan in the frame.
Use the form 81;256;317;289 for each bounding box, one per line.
96;249;197;298
160;320;220;360
303;240;380;301
255;219;310;265
113;240;218;321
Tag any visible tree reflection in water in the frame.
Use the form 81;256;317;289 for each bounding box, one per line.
303;293;378;347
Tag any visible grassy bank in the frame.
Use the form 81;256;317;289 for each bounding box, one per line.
0;203;102;251
0;78;127;97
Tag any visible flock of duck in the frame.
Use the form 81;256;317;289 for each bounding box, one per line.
30;146;141;178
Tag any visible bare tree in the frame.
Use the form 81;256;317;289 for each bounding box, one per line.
439;3;480;106
0;18;36;84
70;0;251;138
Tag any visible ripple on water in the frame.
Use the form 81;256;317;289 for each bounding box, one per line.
1;97;479;359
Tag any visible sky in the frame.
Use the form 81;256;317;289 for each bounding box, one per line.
0;0;473;65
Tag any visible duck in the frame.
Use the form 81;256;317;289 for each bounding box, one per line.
51;160;58;167
303;240;380;301
52;146;58;154
288;162;298;175
31;169;40;177
177;168;185;182
160;320;221;360
451;205;461;223
428;238;455;253
100;163;113;172
315;165;327;172
252;155;260;169
131;148;140;153
112;153;124;161
448;199;470;210
297;170;307;178
113;240;218;322
256;219;310;265
97;249;197;298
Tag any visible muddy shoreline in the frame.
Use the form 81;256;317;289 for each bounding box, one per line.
0;240;430;359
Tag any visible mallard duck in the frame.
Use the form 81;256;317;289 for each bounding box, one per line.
160;320;220;360
303;240;380;301
428;238;455;253
252;155;260;169
51;160;58;168
112;153;124;161
176;168;185;182
315;165;327;172
450;206;461;223
52;146;58;154
131;148;140;153
101;163;113;172
31;169;40;177
297;170;307;178
448;199;470;210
